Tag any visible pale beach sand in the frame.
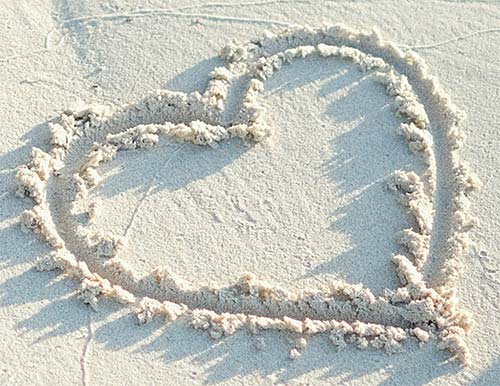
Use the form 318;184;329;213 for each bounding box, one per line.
1;1;500;385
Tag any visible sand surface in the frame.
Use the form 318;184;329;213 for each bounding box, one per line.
1;1;500;385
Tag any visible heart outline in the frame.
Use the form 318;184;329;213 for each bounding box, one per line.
16;25;479;364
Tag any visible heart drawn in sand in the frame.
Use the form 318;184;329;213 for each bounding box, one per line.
16;25;479;364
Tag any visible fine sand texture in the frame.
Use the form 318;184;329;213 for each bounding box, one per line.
1;1;500;385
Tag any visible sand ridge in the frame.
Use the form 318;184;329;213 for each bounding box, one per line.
15;25;479;364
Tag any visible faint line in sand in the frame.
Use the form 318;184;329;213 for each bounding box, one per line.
80;314;93;386
399;27;500;50
123;144;187;238
60;9;298;28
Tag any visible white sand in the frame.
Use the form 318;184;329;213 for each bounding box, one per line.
1;1;500;385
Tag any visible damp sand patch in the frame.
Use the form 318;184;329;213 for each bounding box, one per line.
16;25;479;364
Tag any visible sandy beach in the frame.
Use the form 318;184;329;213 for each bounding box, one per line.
1;1;500;385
